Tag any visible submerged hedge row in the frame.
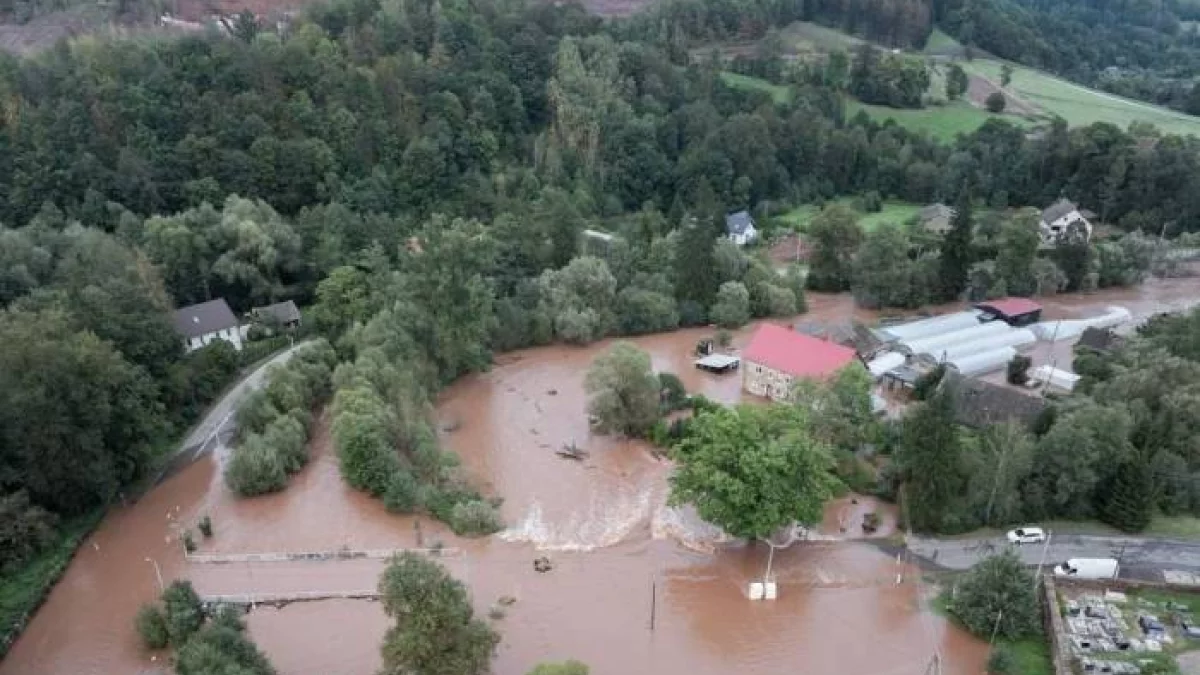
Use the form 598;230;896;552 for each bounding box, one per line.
329;314;501;536
224;341;337;497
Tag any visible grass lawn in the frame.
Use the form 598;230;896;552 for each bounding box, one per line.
923;29;964;56
1000;637;1054;675
932;586;1053;675
778;197;922;231
781;21;865;53
845;97;1024;141
962;59;1200;137
1;511;104;658
719;71;792;104
946;515;1200;541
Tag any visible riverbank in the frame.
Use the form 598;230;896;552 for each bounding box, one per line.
4;281;1199;675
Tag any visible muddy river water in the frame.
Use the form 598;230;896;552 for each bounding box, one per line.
3;279;1198;675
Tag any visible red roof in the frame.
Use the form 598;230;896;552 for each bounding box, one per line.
977;297;1043;317
742;323;858;379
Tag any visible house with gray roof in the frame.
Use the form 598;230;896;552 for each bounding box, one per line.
1040;198;1093;245
251;300;302;329
725;210;758;246
173;298;243;353
918;203;956;235
941;371;1049;429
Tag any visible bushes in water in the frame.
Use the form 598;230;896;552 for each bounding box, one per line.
161;580;205;646
331;353;501;535
134;582;275;674
448;499;504;536
224;341;336;497
135;604;169;649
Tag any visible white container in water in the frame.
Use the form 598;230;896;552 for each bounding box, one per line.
748;581;778;600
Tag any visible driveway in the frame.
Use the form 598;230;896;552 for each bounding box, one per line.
907;533;1200;582
171;341;314;468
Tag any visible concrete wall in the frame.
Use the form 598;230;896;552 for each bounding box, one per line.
1042;576;1073;675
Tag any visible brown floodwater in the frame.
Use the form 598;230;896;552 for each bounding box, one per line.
5;282;1197;675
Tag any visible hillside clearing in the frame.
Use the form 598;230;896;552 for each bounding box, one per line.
962;59;1200;137
846;98;1022;141
719;71;792;103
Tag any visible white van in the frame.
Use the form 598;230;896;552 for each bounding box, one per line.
1054;558;1119;580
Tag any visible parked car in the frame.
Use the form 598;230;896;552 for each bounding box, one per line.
1055;558;1120;580
1139;614;1165;636
1181;619;1200;638
1007;526;1047;544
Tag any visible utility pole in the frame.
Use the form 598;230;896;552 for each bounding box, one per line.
1034;531;1053;590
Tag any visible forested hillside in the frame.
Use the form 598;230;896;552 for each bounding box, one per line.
2;0;1200;647
937;0;1200;113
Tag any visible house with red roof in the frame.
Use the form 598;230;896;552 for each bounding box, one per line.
974;298;1043;327
741;323;859;401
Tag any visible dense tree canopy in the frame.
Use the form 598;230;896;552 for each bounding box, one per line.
670;405;839;540
378;552;499;675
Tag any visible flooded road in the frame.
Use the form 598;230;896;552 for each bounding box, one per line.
5;281;1197;675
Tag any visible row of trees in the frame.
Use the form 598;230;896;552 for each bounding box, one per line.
805;199;1160;309
224;342;337;497
894;307;1200;534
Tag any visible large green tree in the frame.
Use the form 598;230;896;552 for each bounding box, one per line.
951;551;1041;640
584;342;661;437
378;553;499;675
669;405;838;540
806;204;864;292
896;388;967;532
939;191;974;301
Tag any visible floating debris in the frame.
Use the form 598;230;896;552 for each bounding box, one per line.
533;556;553;573
556;441;587;460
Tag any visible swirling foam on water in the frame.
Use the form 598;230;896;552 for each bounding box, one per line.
499;487;656;552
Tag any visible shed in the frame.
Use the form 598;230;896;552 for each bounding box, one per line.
695;354;741;374
252;300;302;328
974;298;1043;326
881;364;924;392
942;371;1050;429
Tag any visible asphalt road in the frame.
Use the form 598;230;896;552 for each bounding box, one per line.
908;534;1200;582
178;341;313;459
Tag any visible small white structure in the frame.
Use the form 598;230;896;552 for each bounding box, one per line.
1040;198;1093;245
725;211;758;246
694;354;741;373
173;298;243;353
866;351;905;377
1030;365;1081;392
748;580;778;600
877;310;982;342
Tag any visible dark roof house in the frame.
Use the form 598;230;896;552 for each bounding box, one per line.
725;211;755;237
173;299;239;339
1041;199;1079;225
252;300;302;327
942;371;1049;429
918;203;956;234
974;297;1043;326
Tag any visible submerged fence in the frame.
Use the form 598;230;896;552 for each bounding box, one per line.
186;547;463;564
